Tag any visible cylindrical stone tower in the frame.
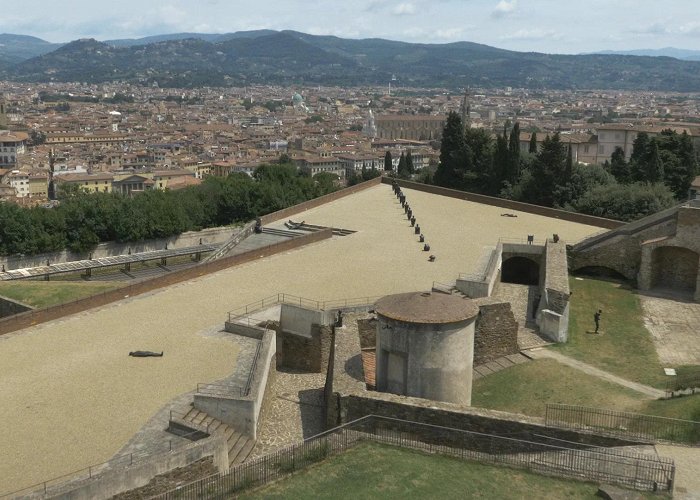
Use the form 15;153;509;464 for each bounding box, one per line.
374;291;478;406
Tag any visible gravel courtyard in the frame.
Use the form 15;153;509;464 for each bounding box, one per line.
0;184;602;493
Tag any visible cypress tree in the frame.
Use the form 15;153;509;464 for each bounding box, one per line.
609;146;630;183
529;132;538;154
646;140;664;183
384;150;393;171
435;111;466;188
508;122;521;182
406;149;415;174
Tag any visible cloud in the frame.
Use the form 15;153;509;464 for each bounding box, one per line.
629;23;670;35
491;0;516;19
502;28;562;41
393;3;416;15
679;22;700;37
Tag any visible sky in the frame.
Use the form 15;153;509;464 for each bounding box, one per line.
2;0;700;54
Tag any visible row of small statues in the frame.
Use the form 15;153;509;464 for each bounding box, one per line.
392;181;435;262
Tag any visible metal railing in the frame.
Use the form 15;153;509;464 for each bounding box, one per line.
545;404;700;445
226;293;380;323
151;415;675;499
0;428;206;499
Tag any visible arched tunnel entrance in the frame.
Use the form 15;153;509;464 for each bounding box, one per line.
651;246;699;293
501;256;540;286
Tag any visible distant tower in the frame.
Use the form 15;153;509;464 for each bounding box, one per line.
364;109;377;139
0;95;7;129
459;87;471;132
47;148;56;201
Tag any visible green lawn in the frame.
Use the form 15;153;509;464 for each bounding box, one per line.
552;277;667;388
242;442;654;500
472;357;700;425
0;281;124;309
472;358;645;417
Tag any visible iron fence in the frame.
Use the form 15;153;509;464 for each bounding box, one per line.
151;415;675;499
226;292;379;323
0;428;206;499
545;404;700;445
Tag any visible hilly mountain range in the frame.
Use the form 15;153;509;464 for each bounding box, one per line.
2;30;700;91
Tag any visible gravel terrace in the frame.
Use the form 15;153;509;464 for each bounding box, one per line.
0;184;601;493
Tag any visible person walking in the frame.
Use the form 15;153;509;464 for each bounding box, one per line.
594;309;602;333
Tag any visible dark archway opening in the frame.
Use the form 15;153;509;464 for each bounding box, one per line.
651;246;699;293
574;266;629;282
501;256;540;286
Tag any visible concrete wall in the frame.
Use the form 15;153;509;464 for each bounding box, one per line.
336;392;642;449
260;176;382;225
194;330;276;440
537;239;571;342
456;245;502;298
0;226;237;271
0;295;33;319
279;303;327;338
385;178;623;229
42;436;228;500
375;317;475;406
0;229;333;337
224;321;267;340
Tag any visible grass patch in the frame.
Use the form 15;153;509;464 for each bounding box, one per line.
241;441;654;499
552;277;667;388
472;358;645;418
640;396;700;423
0;281;123;309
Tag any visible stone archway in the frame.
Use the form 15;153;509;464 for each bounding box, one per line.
501;256;540;286
651;246;699;292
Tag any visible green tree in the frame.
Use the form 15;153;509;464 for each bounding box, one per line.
609;146;630;183
629;131;650;182
529;132;538;154
645;140;664;183
434;111;465;188
507;122;521;183
397;152;408;178
571;182;676;221
405;150;415;175
384;151;393;171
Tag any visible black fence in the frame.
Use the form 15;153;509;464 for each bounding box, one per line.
152;415;675;499
545;404;700;445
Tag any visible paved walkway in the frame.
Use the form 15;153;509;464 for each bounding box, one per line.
527;349;665;399
638;292;700;366
655;444;700;499
473;353;531;379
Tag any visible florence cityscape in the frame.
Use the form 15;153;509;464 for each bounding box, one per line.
0;1;699;499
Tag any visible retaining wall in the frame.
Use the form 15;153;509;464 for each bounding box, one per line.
260;177;382;225
385;178;623;229
0;295;33;319
194;330;276;440
35;436;228;500
0;229;333;337
0;226;236;272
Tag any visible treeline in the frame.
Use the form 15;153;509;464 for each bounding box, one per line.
432;112;697;221
0;164;338;256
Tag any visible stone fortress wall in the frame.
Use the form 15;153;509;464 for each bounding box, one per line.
571;200;700;301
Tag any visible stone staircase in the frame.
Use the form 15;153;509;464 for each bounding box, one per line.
179;407;255;466
431;281;468;298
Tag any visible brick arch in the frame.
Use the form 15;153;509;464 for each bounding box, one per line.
651;246;699;292
501;256;540;286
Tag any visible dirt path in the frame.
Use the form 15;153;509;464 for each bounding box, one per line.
527;348;665;398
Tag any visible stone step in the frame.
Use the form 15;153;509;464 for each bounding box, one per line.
233;439;256;465
208;420;223;434
183;407;197;421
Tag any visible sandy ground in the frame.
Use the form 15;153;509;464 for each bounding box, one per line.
0;184;602;493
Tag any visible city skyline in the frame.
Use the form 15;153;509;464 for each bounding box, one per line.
2;0;700;54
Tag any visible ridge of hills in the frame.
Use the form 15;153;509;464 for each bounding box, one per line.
1;30;700;90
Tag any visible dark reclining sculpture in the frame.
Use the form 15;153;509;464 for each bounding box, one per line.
129;351;164;357
285;219;306;230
